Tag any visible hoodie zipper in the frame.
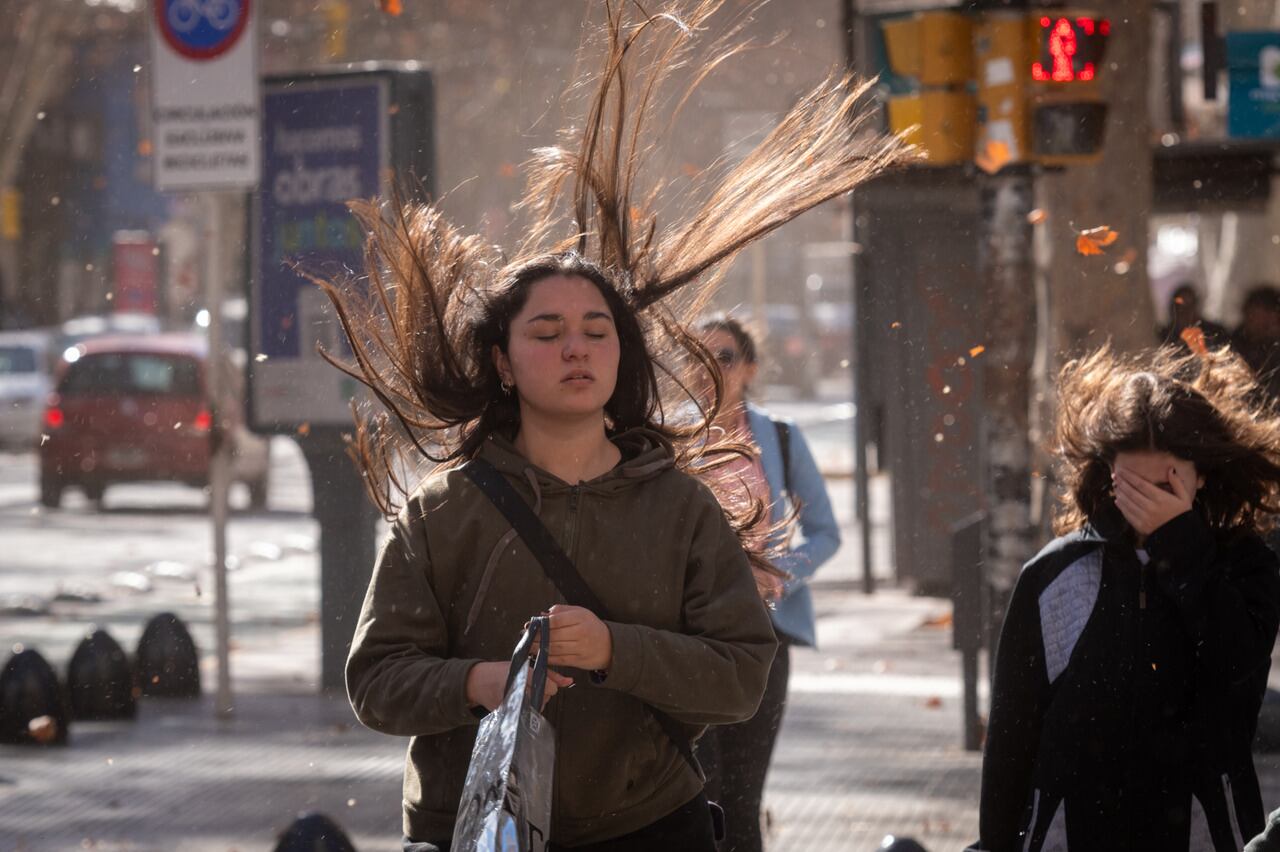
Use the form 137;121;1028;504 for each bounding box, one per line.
565;485;581;560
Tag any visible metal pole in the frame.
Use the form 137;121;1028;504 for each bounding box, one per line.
843;0;875;595
204;192;233;718
852;202;875;596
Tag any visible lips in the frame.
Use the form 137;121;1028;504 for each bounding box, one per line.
561;370;595;383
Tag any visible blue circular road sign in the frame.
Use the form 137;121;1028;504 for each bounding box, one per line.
154;0;251;60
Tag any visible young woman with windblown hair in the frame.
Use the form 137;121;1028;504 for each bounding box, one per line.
971;345;1280;852
693;315;840;852
317;4;911;850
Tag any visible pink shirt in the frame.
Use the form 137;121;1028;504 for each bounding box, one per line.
705;413;772;549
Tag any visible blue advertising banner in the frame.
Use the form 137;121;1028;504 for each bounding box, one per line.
1228;31;1280;139
251;76;388;428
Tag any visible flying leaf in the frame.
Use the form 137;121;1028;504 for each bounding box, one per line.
921;611;953;628
1027;208;1047;225
1180;325;1209;356
969;345;986;358
975;140;1012;175
1075;226;1119;256
379;0;402;14
28;715;58;744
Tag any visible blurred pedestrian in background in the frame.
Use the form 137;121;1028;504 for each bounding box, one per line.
694;315;841;852
1231;284;1280;402
1158;282;1230;353
970;345;1280;852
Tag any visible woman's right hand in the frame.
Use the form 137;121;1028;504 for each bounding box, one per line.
464;660;574;712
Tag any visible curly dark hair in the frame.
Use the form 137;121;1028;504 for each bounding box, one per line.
1053;343;1280;536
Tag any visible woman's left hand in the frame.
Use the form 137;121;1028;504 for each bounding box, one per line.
1113;465;1194;537
531;605;613;670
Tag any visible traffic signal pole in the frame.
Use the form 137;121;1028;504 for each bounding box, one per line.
977;166;1036;603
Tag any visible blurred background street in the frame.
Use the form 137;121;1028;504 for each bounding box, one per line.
6;0;1280;850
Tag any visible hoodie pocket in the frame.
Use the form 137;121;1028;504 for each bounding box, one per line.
554;688;664;823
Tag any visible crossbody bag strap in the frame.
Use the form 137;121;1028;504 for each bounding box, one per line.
463;458;700;775
772;417;792;498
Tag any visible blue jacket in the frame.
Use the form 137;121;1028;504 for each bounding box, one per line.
745;403;841;647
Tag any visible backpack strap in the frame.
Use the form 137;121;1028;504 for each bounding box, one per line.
462;458;701;775
773;418;793;498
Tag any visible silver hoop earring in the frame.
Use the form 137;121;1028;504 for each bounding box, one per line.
501;379;514;395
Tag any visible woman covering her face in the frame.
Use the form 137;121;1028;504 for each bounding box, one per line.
970;345;1280;852
314;3;913;849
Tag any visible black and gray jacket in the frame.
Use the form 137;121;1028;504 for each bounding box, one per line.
971;508;1280;852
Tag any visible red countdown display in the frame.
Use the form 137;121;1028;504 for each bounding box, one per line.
1031;16;1110;83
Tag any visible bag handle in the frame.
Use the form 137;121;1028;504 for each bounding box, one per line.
504;615;551;710
464;458;700;775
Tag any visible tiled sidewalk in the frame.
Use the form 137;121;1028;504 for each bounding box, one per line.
0;584;983;852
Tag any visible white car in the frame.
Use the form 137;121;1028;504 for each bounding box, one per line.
0;331;53;450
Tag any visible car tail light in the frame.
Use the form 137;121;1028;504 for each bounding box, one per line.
43;407;64;429
193;409;213;432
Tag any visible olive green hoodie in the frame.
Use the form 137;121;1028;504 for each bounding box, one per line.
346;428;777;846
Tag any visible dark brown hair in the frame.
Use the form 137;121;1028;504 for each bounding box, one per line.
312;1;913;570
1053;344;1280;536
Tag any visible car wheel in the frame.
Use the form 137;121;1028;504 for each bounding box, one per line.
247;477;268;510
39;473;63;509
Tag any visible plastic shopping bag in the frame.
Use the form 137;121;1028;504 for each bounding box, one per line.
452;616;555;852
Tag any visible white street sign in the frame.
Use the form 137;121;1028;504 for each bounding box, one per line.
148;0;260;192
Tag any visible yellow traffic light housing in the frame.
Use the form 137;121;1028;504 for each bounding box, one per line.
974;13;1038;167
882;9;1111;169
881;11;976;166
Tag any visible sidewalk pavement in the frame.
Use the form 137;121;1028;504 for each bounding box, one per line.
11;457;1280;851
0;457;991;852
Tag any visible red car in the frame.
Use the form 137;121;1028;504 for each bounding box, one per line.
38;334;270;509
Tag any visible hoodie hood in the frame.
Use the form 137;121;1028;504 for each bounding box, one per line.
477;426;675;497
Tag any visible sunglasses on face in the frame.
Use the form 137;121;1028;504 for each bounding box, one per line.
714;348;740;368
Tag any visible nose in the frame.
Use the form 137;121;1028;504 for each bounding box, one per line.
562;333;589;360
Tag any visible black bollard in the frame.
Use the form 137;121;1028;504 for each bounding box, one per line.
134;613;201;698
0;648;70;746
879;836;930;852
67;628;137;720
273;812;358;852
